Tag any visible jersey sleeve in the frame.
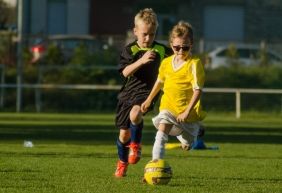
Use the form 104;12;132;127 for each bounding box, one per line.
191;59;205;90
118;46;134;74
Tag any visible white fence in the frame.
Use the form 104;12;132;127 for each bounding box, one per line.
0;83;282;118
204;88;282;118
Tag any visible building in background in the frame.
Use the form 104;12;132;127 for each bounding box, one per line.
21;0;90;35
20;0;282;51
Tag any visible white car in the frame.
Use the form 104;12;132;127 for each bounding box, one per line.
205;45;282;69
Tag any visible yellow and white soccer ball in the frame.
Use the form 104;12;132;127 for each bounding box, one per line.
144;159;172;185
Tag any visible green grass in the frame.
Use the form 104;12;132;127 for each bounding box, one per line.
0;112;281;193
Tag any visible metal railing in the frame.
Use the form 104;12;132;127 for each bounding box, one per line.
0;83;281;118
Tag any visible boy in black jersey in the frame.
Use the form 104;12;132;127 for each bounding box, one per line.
114;8;172;178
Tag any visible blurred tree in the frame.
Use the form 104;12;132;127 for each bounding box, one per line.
0;0;16;30
44;43;65;65
257;43;269;67
0;32;15;65
69;43;91;66
226;43;239;67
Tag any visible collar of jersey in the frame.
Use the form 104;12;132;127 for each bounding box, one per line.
131;43;165;61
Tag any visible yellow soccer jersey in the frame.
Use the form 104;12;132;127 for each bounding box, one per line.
157;55;206;122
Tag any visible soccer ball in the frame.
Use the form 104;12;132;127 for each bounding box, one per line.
144;159;172;185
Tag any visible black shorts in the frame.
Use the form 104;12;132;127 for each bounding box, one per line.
115;95;147;130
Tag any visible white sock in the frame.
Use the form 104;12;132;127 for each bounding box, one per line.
152;130;168;160
176;134;188;145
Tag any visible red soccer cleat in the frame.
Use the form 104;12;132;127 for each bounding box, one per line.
114;160;128;178
128;143;142;164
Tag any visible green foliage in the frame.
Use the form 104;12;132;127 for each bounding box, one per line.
257;46;269;67
0;0;15;29
44;43;65;65
0;32;15;65
3;64;282;112
226;43;240;67
3;38;282;113
205;66;282;88
23;63;38;83
22;46;33;65
69;43;92;66
53;40;120;67
203;66;282;112
90;45;119;66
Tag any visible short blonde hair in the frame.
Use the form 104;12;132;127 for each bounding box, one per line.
134;8;158;28
169;21;194;45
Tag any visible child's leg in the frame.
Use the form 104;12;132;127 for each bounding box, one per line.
128;121;143;164
152;123;172;160
129;105;143;144
129;121;143;144
176;132;195;150
152;130;168;160
176;122;200;150
117;129;131;162
115;129;130;178
116;138;130;162
114;100;132;177
128;105;143;164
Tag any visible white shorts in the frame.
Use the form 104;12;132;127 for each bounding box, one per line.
152;110;201;147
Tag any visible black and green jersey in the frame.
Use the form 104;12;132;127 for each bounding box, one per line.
117;40;172;102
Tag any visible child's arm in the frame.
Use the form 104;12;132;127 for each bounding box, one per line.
176;89;202;122
122;50;156;77
141;80;163;113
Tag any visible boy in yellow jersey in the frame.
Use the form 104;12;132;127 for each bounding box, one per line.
141;21;206;160
114;8;172;178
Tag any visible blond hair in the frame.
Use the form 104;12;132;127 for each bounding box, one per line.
134;8;158;28
169;21;194;45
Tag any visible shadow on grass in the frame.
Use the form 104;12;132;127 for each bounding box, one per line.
0;123;281;144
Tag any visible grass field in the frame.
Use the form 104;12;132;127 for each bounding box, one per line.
0;112;281;193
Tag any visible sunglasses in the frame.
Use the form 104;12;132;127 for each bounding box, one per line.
172;45;190;52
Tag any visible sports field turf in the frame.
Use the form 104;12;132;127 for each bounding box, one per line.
0;112;281;193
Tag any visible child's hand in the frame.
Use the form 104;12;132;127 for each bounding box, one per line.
176;111;189;123
140;51;156;64
141;100;151;113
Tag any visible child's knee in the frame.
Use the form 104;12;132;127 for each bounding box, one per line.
130;105;142;124
119;129;131;143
